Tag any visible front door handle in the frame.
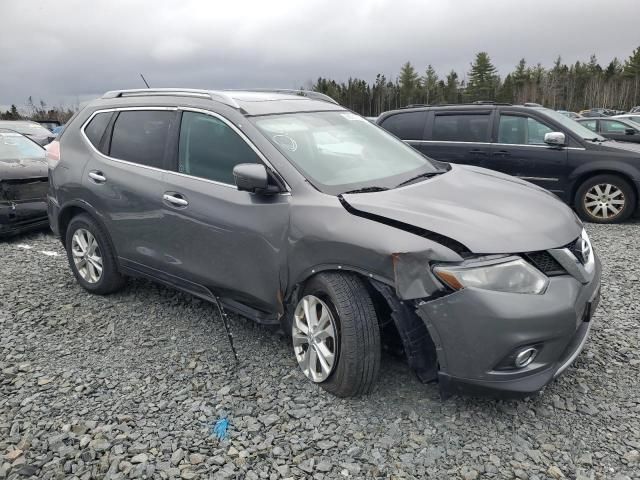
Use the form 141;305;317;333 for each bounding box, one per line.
88;171;106;183
163;193;189;207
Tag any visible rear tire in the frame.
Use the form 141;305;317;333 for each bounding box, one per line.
574;174;636;223
291;272;381;397
65;214;125;294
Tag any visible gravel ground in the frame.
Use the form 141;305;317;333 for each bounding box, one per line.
1;224;639;480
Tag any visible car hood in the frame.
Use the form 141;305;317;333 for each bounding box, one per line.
0;156;48;181
594;139;640;154
341;165;583;254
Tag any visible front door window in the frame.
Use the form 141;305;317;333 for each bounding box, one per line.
498;115;553;145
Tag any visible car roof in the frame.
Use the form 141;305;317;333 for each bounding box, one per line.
0;120;44;127
0;128;25;135
377;103;550;119
578;117;633;122
97;88;345;116
0;120;52;135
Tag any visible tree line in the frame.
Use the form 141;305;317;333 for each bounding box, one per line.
0;96;76;122
3;46;639;121
311;46;640;116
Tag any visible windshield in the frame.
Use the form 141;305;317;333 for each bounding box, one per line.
252;111;444;194
0;132;44;160
536;108;606;141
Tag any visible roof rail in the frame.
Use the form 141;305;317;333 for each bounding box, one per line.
101;89;241;109
400;103;430;109
397;102;514;109
226;89;339;105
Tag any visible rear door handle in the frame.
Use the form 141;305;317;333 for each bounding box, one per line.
88;171;106;183
163;193;189;207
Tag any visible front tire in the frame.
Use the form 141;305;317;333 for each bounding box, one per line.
65;214;125;294
291;272;381;397
574;174;636;223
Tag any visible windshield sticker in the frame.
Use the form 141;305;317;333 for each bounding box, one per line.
273;134;298;152
341;113;366;122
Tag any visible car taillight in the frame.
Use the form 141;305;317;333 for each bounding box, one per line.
45;140;60;168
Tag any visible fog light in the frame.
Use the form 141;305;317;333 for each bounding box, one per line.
514;347;538;368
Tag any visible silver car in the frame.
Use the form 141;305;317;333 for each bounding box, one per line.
47;89;601;397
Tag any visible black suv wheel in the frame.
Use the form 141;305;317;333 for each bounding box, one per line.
575;174;636;223
291;272;381;397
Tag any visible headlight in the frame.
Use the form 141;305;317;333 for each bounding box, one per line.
433;257;549;295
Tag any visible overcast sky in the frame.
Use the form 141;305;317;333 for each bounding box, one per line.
1;0;639;110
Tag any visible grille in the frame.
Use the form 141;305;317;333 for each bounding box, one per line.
563;237;586;264
525;251;566;276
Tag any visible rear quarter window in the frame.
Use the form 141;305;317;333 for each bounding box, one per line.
379;111;427;140
83;112;113;152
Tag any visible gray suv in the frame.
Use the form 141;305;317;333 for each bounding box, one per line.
47;89;601;397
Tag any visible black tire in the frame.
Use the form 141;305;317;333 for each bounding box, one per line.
65;214;125;294
574;174;636;224
294;272;381;397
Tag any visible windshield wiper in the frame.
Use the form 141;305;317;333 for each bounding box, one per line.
395;171;442;188
341;186;389;194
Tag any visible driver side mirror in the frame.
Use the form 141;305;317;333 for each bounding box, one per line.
233;163;280;194
544;132;566;147
625;128;636;135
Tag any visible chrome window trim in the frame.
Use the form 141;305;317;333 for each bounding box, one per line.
405;139;584;150
80;106;291;194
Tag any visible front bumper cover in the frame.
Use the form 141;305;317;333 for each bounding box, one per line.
0;200;49;238
416;254;601;397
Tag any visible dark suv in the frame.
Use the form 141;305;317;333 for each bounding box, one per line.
377;103;640;223
48;89;601;397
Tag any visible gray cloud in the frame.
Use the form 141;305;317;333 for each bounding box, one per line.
1;0;639;109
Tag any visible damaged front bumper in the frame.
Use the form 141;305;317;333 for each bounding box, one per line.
415;255;601;397
0;200;49;237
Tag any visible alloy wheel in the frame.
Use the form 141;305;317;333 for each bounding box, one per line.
583;183;625;220
292;295;338;382
71;228;103;283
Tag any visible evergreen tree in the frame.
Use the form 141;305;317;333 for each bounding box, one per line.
445;70;459;103
624;47;640;77
497;74;514;103
466;52;499;101
421;64;439;104
624;47;640;106
587;54;602;74
398;61;419;105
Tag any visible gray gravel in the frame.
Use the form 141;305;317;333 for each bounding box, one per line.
1;224;639;480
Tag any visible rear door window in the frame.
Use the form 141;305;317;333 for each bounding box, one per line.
109;110;174;168
600;120;629;134
379;111;427;140
498;115;553;145
432;114;491;142
178;111;260;185
83;112;113;152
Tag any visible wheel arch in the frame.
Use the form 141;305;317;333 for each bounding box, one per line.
57;201;118;256
569;168;639;209
286;267;438;383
